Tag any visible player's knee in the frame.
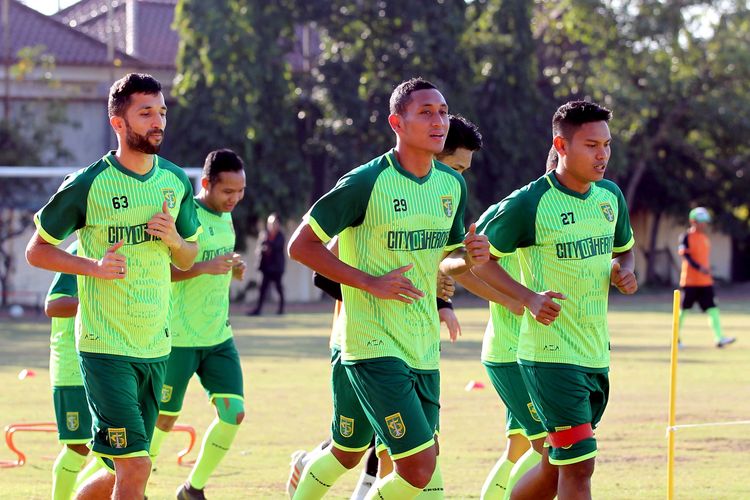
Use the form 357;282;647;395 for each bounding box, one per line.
547;423;593;449
331;447;365;469
559;457;595;480
156;413;179;432
114;456;151;482
215;397;245;425
67;443;90;456
395;449;437;489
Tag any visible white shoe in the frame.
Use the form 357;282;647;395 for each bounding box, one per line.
286;450;308;498
715;336;736;348
350;471;377;500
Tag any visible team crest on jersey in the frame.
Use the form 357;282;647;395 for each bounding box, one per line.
66;412;79;431
108;428;127;449
599;202;614;222
385;413;406;439
441;196;454;217
527;403;541;423
162;188;177;209
161;385;173;403
339;416;354;438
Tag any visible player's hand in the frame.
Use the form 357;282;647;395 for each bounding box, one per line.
525;290;565;325
231;254;247;281
610;261;638;295
95;240;127;280
146;201;182;249
203;253;242;275
463;223;490;267
437;271;455;300
365;263;424;303
439;307;461;343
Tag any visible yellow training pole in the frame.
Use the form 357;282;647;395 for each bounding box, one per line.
667;289;680;500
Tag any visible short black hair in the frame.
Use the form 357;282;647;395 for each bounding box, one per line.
108;73;162;118
552;100;612;140
545;145;558;173
389;78;438;115
441;115;482;155
203;149;245;184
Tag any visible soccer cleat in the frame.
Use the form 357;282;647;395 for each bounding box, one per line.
176;481;206;500
715;336;736;348
286;450;308;498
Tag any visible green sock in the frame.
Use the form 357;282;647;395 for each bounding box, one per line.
480;452;514;500
293;448;349;499
73;457;105;490
52;446;87;500
503;448;541;500
187;418;239;490
707;307;723;342
366;472;422;500
149;426;169;461
416;456;443;498
678;309;686;341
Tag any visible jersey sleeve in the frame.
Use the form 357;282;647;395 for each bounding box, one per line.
678;232;689;255
446;173;467;250
307;165;380;243
611;183;635;252
476;191;536;258
175;176;202;242
34;171;91;245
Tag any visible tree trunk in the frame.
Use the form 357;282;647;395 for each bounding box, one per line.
645;210;662;285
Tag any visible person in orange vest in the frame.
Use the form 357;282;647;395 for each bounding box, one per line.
678;207;735;348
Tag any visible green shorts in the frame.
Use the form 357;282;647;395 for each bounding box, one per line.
344;358;439;460
79;355;166;460
519;363;609;465
330;347;374;452
52;385;92;444
484;363;547;440
159;338;244;415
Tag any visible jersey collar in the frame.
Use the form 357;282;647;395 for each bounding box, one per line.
103;151;158;182
545;171;592;200
385;150;434;185
195;197;224;217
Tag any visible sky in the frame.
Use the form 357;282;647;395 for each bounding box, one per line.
19;0;80;15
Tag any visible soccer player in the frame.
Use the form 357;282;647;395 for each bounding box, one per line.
287;78;490;499
479;149;560;500
26;73;201;500
677;207;735;348
45;241;93;500
471;101;638;499
286;114;491;500
147;149;248;500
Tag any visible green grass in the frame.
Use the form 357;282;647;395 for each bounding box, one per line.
1;292;748;499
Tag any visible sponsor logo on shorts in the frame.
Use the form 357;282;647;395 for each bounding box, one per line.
600;202;615;222
162;188;176;209
339;416;354;438
527;403;541;422
441;196;454;217
108;428;127;449
66;412;79;431
161;385;173;403
385;413;406;439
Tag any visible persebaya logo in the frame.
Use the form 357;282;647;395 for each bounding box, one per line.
66;412;79;431
527;403;541;423
162;188;176;209
385;413;406;439
600;202;615;222
161;384;173;403
339;416;354;438
554;426;573;450
441;196;454;217
108;428;127;449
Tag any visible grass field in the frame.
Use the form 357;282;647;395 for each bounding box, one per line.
0;289;748;499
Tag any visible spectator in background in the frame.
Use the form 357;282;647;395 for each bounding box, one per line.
249;213;286;315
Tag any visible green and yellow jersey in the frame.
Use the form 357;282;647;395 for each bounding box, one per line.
308;150;466;371
171;199;235;348
47;241;81;387
481;253;523;365
477;172;634;371
34;152;202;361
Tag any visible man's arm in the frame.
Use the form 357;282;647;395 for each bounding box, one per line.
440;224;490;276
472;258;564;324
171;253;242;282
26;232;125;279
288;223;423;303
146;201;199;270
453;270;524;315
611;249;638;294
45;296;79;318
